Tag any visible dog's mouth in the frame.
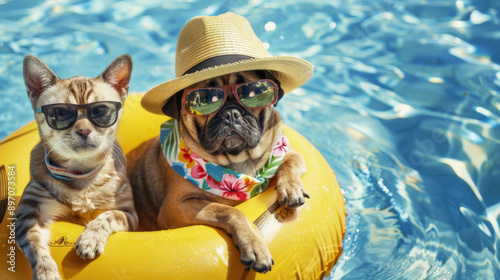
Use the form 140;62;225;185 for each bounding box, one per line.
222;130;246;151
202;105;261;155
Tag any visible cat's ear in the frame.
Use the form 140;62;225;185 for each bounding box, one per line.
23;55;58;102
100;54;133;98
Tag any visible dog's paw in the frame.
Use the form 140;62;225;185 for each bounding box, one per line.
276;176;309;208
237;234;274;274
75;224;108;260
34;258;61;280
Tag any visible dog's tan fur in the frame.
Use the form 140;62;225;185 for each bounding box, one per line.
128;71;307;273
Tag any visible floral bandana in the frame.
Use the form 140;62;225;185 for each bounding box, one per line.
160;119;289;201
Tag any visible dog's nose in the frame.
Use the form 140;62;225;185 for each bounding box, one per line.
222;108;241;121
219;105;243;122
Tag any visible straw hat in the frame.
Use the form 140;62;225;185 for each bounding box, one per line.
141;12;314;115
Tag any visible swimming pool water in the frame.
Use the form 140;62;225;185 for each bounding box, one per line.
1;0;499;279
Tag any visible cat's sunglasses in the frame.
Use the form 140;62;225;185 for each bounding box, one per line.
182;79;279;116
34;101;122;130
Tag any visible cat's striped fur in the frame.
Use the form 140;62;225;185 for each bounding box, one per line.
14;55;138;280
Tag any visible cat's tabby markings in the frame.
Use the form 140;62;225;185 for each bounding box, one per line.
14;54;138;280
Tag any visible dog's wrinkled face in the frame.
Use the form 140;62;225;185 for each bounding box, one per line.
178;71;282;171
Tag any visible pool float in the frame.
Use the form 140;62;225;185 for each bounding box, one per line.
0;94;346;280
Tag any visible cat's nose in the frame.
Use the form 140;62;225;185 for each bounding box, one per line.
74;119;93;139
76;128;91;139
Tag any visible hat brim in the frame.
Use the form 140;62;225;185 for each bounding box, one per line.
141;56;314;115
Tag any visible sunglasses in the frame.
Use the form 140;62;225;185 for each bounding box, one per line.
34;101;122;130
182;79;279;116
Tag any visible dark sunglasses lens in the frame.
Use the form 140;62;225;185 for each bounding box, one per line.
185;89;225;115
237;80;276;108
89;103;118;127
46;106;77;130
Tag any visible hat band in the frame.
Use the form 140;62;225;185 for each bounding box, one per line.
183;54;254;75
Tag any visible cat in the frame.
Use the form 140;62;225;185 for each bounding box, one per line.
14;54;138;280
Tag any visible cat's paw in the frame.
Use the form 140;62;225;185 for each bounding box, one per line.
75;227;108;260
33;258;61;280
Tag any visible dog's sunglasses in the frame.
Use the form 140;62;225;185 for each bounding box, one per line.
34;101;122;130
182;79;279;116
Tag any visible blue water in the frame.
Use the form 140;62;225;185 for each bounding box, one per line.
1;0;500;279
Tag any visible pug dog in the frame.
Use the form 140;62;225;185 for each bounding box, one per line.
127;70;309;273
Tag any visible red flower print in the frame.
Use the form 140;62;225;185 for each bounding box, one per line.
206;175;220;189
191;162;207;179
272;136;289;157
178;141;196;168
212;174;248;201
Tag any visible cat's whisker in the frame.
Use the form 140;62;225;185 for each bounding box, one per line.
115;135;130;149
40;138;67;168
111;143;127;169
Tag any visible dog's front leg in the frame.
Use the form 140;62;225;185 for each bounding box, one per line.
159;199;274;274
276;147;309;208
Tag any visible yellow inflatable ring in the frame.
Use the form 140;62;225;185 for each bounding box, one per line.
0;94;346;280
